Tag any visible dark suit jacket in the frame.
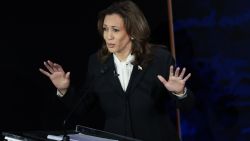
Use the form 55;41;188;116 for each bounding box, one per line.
62;45;194;141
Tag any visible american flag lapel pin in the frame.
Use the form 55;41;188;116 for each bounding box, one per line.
138;65;143;70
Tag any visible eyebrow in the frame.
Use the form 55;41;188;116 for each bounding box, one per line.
103;24;120;28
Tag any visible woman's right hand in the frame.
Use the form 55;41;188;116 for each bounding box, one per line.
39;60;70;94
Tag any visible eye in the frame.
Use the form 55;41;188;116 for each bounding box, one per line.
113;28;119;32
103;27;108;31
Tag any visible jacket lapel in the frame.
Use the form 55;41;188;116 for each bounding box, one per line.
102;55;125;96
101;55;147;96
125;65;146;95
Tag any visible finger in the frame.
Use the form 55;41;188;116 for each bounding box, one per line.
169;65;174;76
157;75;167;84
47;60;55;68
47;60;54;65
47;60;60;72
47;60;59;72
174;67;180;77
183;73;191;81
179;68;186;79
65;72;71;79
54;63;64;72
44;61;54;73
39;68;51;77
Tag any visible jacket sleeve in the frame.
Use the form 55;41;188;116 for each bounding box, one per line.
60;54;99;116
155;45;195;112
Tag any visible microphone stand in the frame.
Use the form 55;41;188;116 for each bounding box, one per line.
61;78;96;141
61;89;89;141
61;65;107;141
62;120;70;141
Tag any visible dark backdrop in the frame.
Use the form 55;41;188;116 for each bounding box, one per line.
1;0;250;141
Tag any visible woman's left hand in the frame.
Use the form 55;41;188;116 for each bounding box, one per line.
157;65;191;95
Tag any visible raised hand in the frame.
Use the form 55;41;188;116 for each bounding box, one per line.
39;60;70;94
157;65;191;95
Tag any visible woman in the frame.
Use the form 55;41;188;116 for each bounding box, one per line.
39;1;194;141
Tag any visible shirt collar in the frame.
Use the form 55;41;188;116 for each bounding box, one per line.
113;53;135;65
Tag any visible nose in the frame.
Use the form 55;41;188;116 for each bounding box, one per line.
107;30;114;40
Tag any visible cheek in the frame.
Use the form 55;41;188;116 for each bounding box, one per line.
103;33;107;40
120;37;130;46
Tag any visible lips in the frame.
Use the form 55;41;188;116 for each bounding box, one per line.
107;43;115;48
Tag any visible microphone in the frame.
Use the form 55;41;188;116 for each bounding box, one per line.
62;87;92;141
113;70;119;77
62;65;108;141
100;65;108;74
62;90;88;141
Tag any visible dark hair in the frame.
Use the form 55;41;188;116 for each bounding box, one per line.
97;0;153;68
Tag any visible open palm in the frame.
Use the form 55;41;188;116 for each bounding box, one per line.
39;60;70;91
157;65;191;94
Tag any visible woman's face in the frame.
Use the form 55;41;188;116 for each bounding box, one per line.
103;14;132;58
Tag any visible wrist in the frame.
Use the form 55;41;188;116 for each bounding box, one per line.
58;88;68;96
173;87;187;95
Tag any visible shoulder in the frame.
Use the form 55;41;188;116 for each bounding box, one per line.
87;52;101;70
87;51;112;70
150;44;173;60
88;52;99;62
88;51;104;65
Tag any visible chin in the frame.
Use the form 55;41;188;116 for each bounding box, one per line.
107;48;116;53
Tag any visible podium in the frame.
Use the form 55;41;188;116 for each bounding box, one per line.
2;125;142;141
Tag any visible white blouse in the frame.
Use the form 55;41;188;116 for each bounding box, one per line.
113;53;135;92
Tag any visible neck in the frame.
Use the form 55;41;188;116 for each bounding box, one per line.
115;45;132;62
115;52;131;62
